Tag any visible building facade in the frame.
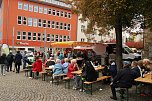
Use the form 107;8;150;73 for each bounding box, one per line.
0;0;77;52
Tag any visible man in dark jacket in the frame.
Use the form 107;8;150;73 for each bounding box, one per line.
132;60;143;78
6;52;14;71
110;61;135;100
14;51;22;73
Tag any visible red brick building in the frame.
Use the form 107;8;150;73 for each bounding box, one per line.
0;0;77;52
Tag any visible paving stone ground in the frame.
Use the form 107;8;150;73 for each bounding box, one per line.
0;69;152;101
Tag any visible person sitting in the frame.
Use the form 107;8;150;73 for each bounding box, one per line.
82;61;98;82
110;61;135;100
29;56;42;78
52;59;64;75
132;60;143;78
45;57;55;67
131;61;138;69
67;59;80;89
62;58;69;74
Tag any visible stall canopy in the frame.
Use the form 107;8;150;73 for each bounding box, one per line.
50;41;94;48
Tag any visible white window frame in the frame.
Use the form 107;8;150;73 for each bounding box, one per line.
44;8;47;14
52;21;55;29
67;36;70;41
68;13;71;18
23;17;27;25
47;34;50;42
28;17;32;26
22;32;26;40
28;32;32;40
64;12;67;18
68;24;71;30
48;21;51;28
52;9;56;16
57;10;60;16
18;2;22;10
59;35;62;42
38;33;41;41
33;18;37;27
17;16;22;25
38;19;42;27
23;3;28;11
39;6;43;13
48;8;52;15
61;11;64;17
34;5;38;12
55;35;59;42
60;22;63;30
43;20;47;28
17;31;21;40
56;22;59;29
63;36;66;41
51;34;54;42
29;4;33;12
42;33;45;41
64;23;67;30
33;32;37;41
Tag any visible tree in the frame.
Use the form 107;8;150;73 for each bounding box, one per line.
62;0;152;69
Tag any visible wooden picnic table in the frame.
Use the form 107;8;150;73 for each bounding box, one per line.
135;73;152;84
71;66;104;75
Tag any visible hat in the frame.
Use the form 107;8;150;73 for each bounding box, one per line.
123;61;131;66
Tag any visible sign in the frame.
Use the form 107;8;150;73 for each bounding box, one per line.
16;42;29;46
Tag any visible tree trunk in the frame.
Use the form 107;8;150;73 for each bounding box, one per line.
115;15;123;70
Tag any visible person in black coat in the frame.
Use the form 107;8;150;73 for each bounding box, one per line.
132;60;143;78
110;61;135;100
14;51;22;73
0;53;8;76
6;52;14;71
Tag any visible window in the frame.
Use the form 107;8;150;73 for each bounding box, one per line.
23;3;28;11
55;35;58;42
48;21;51;28
64;23;67;30
38;19;42;27
48;8;52;15
43;20;47;28
39;6;43;13
17;16;22;25
17;31;21;40
38;33;41;41
81;25;85;32
63;36;66;41
28;32;32;40
18;2;22;9
44;8;47;14
29;4;33;12
59;35;62;42
56;22;59;29
52;21;55;29
67;24;71;30
61;11;64;17
60;23;63;30
33;18;37;27
64;12;67;17
23;17;27;25
67;36;70;41
33;33;36;41
47;34;50;42
42;34;45;41
68;13;71;18
53;9;56;15
57;10;60;16
22;32;26;40
51;35;54;41
81;38;85;42
28;18;32;26
34;5;38;12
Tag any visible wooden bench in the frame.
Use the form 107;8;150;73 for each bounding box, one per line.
23;69;30;77
63;77;71;89
51;74;67;85
40;71;47;81
83;76;111;95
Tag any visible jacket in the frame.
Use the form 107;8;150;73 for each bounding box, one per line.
32;59;42;72
14;53;22;64
62;62;69;74
113;68;135;88
53;63;64;75
132;66;141;78
67;63;78;78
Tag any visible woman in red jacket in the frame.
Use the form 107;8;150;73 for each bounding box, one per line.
29;56;42;78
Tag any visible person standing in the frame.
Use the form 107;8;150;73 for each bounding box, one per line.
6;52;14;71
0;53;7;76
14;51;22;73
22;51;28;69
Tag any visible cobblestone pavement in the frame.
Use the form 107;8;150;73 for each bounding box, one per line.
0;70;152;101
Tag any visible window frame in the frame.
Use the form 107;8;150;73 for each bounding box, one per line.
44;8;47;14
59;35;62;42
37;33;41;41
56;22;59;29
28;17;32;26
18;2;22;10
16;31;21;40
33;18;37;27
23;16;27;25
47;34;51;42
52;21;55;29
57;10;60;16
17;16;22;25
39;6;43;13
34;5;38;13
55;35;59;42
48;8;52;15
38;19;42;27
23;3;28;11
22;31;26;40
28;32;32;40
52;9;56;16
32;32;37;41
43;20;47;28
48;20;51;28
51;34;54;42
29;4;33;12
67;24;71;30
